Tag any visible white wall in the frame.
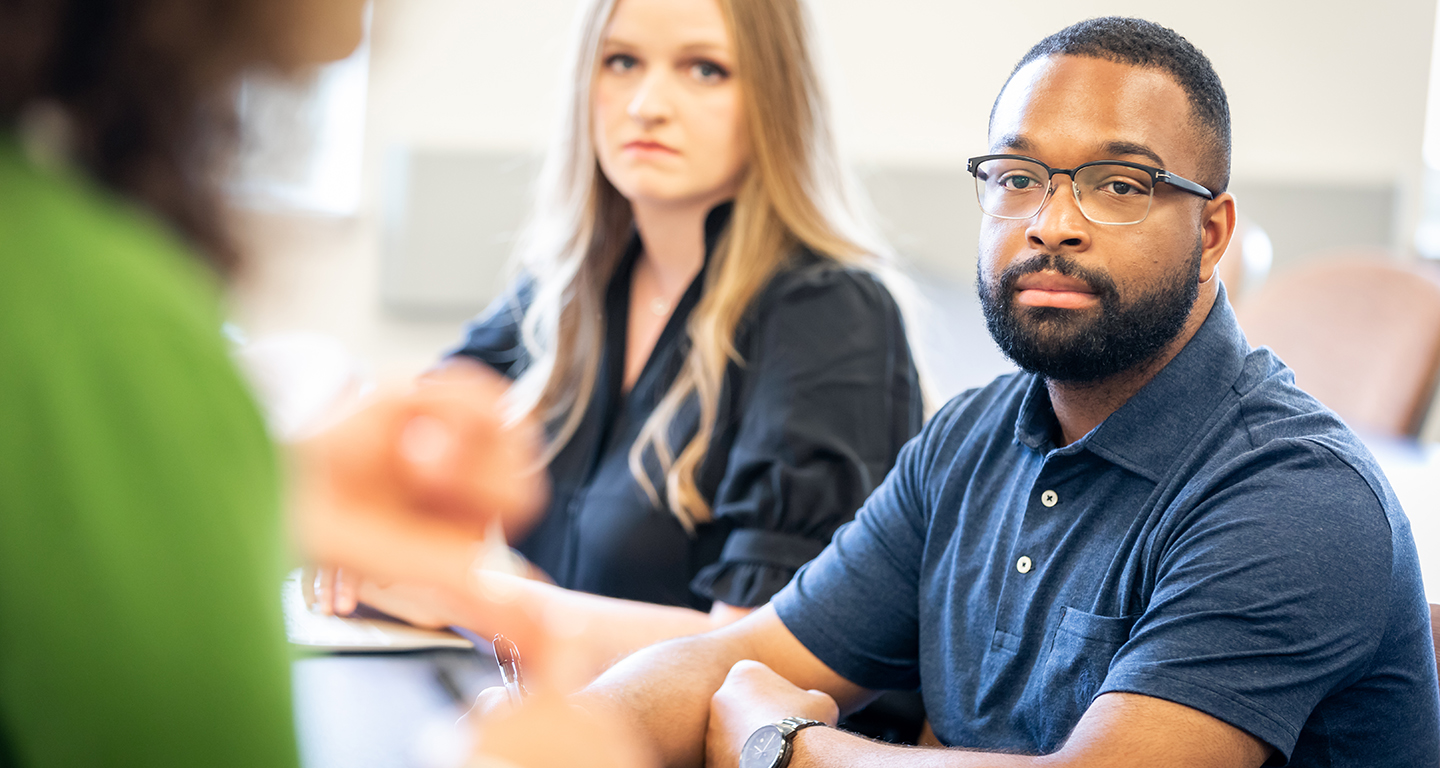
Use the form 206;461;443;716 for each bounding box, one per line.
364;0;1435;184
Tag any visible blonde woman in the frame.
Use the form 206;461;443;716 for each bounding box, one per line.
338;0;923;684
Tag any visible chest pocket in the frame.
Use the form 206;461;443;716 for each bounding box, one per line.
1035;607;1139;748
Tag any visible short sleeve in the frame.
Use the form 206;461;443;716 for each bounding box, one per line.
445;276;535;378
1098;440;1398;759
690;266;922;608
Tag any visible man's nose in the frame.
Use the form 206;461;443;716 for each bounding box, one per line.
1026;176;1091;252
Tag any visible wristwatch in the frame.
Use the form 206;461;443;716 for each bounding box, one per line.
738;716;826;768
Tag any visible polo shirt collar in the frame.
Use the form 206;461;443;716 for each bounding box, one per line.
1014;285;1250;482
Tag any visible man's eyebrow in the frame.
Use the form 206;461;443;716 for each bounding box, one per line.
1103;141;1166;168
992;134;1032;153
988;136;1168;167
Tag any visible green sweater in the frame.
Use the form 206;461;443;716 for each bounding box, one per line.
0;137;299;766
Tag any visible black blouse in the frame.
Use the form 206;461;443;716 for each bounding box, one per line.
449;204;922;610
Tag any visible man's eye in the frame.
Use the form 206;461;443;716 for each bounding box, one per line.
1001;175;1042;191
605;54;638;72
1100;179;1149;196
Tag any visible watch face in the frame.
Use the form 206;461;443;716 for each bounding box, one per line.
739;724;787;768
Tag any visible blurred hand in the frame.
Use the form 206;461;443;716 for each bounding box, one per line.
706;660;839;768
469;690;659;768
293;361;546;588
354;578;456;629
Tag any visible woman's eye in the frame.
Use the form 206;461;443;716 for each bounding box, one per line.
605;54;638;73
691;61;729;83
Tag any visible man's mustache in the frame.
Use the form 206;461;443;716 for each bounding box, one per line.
995;253;1120;304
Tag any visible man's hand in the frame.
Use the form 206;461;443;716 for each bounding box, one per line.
706;660;839;768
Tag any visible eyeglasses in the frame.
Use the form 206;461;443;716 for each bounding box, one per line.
966;154;1214;225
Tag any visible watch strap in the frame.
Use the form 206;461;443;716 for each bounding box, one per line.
774;717;826;738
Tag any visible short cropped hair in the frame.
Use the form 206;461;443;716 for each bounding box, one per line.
994;17;1232;193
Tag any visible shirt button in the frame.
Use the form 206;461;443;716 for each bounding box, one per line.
1016;556;1033;574
1041;490;1058;507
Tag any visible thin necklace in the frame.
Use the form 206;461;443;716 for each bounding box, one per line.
639;253;675;317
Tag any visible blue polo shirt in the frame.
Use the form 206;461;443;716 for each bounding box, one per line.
773;295;1440;765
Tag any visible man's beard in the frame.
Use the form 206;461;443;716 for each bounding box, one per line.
978;243;1202;383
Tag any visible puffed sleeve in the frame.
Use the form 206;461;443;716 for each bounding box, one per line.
690;263;923;607
444;275;535;379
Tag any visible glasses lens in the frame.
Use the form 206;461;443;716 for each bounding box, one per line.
1073;164;1154;225
973;157;1049;219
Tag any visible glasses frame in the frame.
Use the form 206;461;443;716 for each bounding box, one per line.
966;154;1215;225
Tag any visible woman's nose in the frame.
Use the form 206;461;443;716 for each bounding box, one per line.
627;73;673;126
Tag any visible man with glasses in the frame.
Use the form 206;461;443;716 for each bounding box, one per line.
560;17;1439;767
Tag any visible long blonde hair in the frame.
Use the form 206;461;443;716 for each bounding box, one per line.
508;0;909;533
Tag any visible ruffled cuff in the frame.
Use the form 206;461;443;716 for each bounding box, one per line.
690;529;829;608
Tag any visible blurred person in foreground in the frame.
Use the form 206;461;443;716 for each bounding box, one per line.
531;17;1440;768
317;0;924;708
0;1;566;765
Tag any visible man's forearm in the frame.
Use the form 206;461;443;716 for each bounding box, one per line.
577;628;755;768
789;727;1039;768
786;692;1272;768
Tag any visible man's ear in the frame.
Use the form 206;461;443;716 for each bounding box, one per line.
1199;193;1237;283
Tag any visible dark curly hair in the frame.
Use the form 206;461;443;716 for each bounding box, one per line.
0;0;283;273
994;17;1232;193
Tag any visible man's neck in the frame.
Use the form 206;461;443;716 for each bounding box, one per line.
1047;291;1216;447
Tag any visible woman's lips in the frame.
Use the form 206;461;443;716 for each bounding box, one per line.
1014;272;1099;309
623;140;678;156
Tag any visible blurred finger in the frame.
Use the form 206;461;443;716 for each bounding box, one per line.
316;566;337;615
463;687;514;725
301;565;319;609
334;568;359;615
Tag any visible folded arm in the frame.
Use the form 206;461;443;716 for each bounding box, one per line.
576;603;1270;768
576;605;876;768
763;689;1271;768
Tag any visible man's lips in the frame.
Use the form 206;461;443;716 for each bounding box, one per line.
1013;271;1099;309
